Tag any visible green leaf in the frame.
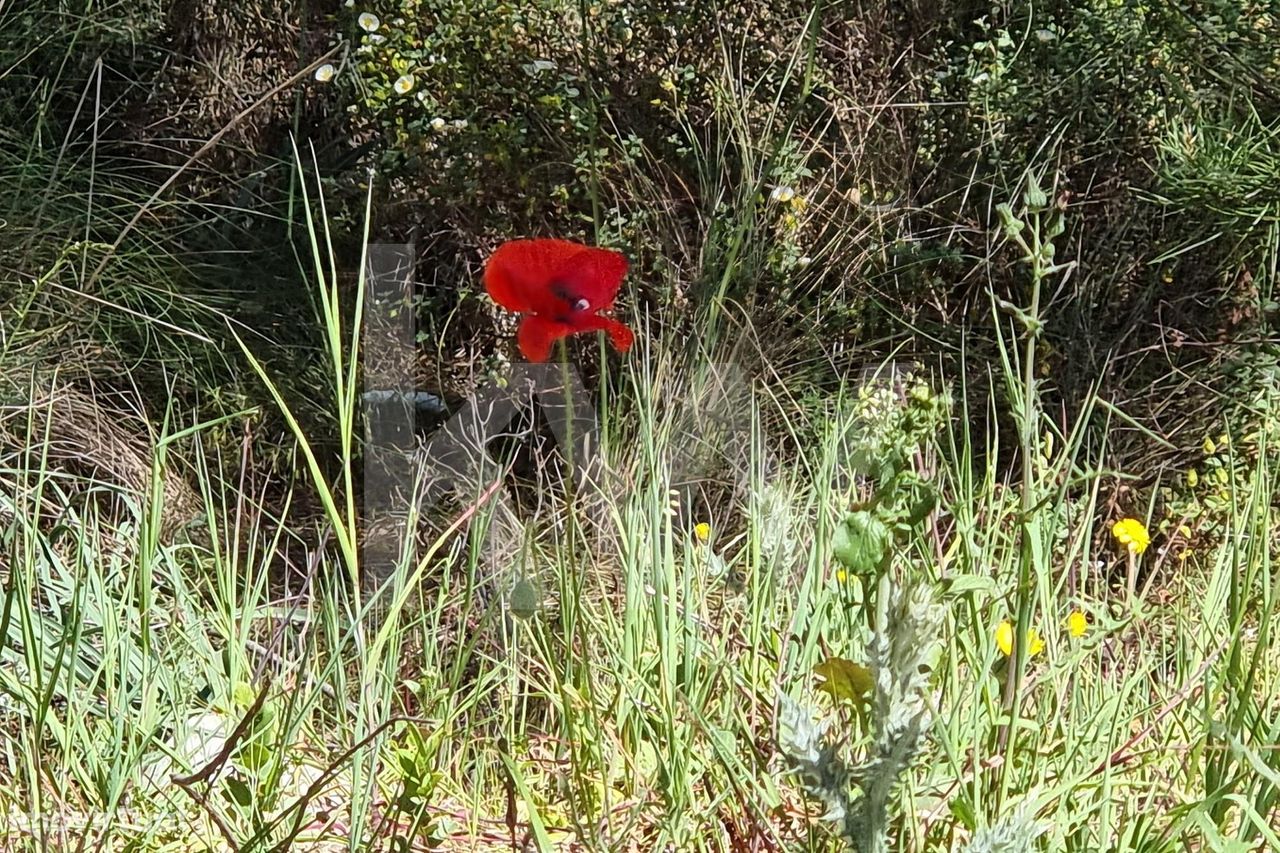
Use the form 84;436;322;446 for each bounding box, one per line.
398;747;419;777
813;657;874;706
905;488;938;526
941;574;998;598
948;795;977;829
226;776;253;808
232;681;255;709
832;510;890;575
509;577;539;620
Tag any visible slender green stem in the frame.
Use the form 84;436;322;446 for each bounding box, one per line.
554;338;594;840
996;189;1049;803
557;339;580;671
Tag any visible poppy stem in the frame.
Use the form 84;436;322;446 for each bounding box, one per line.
557;339;577;503
556;339;582;670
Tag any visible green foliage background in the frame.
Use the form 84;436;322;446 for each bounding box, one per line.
3;0;1280;849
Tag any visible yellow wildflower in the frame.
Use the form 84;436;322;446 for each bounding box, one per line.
694;522;711;543
1067;610;1088;638
996;620;1044;657
1111;518;1150;555
1186;468;1198;487
1202;435;1216;454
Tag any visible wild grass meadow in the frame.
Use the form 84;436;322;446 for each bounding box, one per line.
2;1;1279;850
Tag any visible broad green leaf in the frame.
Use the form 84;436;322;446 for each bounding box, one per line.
813;657;873;706
832;510;890;575
509;577;539;620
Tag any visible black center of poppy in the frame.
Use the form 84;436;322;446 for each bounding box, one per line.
547;280;592;322
550;281;591;310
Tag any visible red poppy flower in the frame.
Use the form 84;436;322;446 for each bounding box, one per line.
484;238;634;362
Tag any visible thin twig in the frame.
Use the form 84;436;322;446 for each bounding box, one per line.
170;677;274;851
171;677;272;789
258;715;432;852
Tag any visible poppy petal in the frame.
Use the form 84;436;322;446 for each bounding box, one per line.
599;316;634;353
517;315;572;362
552;247;629;311
566;313;635;353
485;239;589;314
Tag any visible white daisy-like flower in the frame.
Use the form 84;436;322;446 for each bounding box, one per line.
393;74;415;94
314;63;336;83
770;185;796;203
357;12;380;31
430;116;447;131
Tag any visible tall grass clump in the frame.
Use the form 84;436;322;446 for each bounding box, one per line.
2;160;1280;847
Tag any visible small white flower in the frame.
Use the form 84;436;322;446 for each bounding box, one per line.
796;255;812;269
357;12;380;31
451;118;468;129
770;185;796;203
430;116;447;130
314;63;336;83
393;74;415;95
415;90;429;103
